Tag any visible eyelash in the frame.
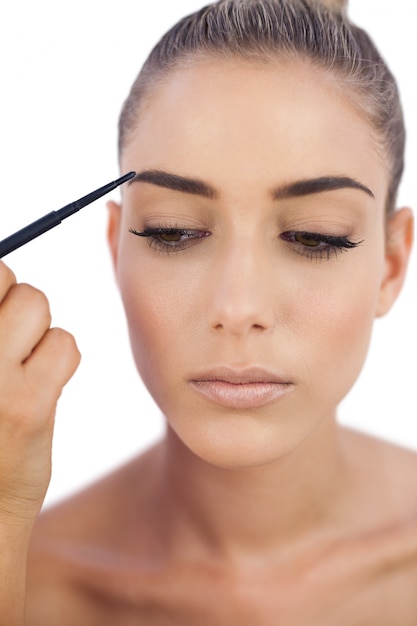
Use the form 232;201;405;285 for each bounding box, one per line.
129;226;362;260
280;231;362;260
129;226;210;253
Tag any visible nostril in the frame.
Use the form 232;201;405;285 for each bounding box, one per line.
211;318;272;335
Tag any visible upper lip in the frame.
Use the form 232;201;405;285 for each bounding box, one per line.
189;366;291;385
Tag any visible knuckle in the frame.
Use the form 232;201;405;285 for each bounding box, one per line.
48;328;81;367
19;283;49;307
49;326;76;348
17;283;52;322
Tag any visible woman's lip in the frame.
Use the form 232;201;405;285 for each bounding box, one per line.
188;367;293;408
189;366;290;385
188;377;293;409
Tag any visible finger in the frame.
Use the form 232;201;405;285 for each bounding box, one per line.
23;327;81;420
0;283;52;363
0;261;16;301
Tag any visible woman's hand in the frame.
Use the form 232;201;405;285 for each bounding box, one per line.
0;260;81;528
0;260;80;623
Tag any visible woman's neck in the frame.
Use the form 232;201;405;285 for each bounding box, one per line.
153;419;350;564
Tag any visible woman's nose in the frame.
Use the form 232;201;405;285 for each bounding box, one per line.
207;240;275;336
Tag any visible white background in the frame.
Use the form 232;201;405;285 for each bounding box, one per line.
0;1;415;508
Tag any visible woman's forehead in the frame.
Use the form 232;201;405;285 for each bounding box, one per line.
122;58;389;204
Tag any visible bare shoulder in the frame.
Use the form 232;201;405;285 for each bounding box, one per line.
340;428;417;578
293;428;417;623
341;426;417;501
26;445;162;625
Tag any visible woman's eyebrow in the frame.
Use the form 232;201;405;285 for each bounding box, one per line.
129;169;374;200
273;176;375;199
129;169;217;199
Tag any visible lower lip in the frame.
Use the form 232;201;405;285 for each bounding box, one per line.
189;380;292;409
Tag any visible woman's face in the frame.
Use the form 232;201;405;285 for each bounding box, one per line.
109;59;396;468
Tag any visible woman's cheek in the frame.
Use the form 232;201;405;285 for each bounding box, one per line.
294;262;382;404
117;257;199;394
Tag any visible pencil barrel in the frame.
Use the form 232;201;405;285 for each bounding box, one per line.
0;212;60;258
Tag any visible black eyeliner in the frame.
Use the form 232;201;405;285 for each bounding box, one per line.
307;234;362;249
0;171;136;258
129;227;167;237
281;231;363;248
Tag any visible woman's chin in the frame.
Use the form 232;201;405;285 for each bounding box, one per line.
167;415;312;471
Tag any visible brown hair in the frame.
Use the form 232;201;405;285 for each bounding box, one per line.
119;0;405;212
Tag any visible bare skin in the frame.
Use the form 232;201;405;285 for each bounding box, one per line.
26;59;415;623
27;428;417;625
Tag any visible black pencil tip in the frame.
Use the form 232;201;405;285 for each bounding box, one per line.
118;171;136;185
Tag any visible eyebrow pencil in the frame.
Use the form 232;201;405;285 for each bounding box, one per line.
0;171;136;258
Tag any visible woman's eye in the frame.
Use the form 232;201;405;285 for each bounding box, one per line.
129;227;210;252
280;230;362;260
294;232;324;247
129;226;362;260
154;230;183;243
